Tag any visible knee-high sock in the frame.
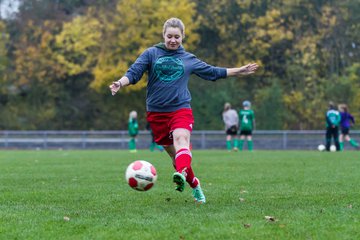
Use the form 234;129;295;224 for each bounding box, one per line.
350;139;359;147
226;140;232;151
248;140;253;151
149;142;155;151
325;138;331;151
175;148;192;173
233;139;238;149
129;138;136;150
185;167;199;188
239;140;244;150
175;148;198;188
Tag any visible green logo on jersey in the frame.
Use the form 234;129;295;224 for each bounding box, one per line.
154;56;184;82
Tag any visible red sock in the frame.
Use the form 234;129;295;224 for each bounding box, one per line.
175;148;199;188
175;148;192;172
186;167;199;188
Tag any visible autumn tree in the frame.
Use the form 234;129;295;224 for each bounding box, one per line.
0;0;359;130
90;0;199;92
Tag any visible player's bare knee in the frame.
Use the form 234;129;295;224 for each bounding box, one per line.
174;134;189;146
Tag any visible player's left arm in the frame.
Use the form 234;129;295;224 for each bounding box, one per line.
252;112;256;130
238;112;243;128
227;63;259;76
326;112;332;127
349;114;355;126
337;112;342;126
235;114;239;127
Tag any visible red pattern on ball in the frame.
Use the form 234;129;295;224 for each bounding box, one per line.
128;177;138;188
132;161;143;171
150;166;157;176
144;183;154;191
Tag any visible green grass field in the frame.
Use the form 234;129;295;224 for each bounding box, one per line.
0;150;359;239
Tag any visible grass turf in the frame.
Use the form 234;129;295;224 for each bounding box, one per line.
0;150;359;239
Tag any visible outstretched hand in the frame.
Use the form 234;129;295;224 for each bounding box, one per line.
227;63;259;77
109;81;121;96
239;63;259;75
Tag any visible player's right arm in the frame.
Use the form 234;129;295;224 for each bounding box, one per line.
109;76;130;96
238;111;243;129
109;49;150;96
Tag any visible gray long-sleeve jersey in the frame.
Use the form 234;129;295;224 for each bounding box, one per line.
222;109;238;130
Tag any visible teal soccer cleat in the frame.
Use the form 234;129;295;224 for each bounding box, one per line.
192;184;206;203
173;172;186;192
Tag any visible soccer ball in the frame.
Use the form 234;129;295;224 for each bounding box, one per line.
318;144;325;151
125;160;157;191
330;145;336;152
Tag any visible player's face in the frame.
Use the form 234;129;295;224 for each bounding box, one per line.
163;27;182;50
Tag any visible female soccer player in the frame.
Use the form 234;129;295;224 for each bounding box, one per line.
325;101;341;151
238;100;255;151
109;18;258;203
222;102;239;152
128;110;139;153
338;104;359;150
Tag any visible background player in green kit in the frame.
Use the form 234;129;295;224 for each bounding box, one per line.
325;101;341;151
238;100;255;151
128;110;139;153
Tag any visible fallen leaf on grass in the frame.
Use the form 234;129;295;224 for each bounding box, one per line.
240;190;248;194
265;216;277;222
243;223;251;228
239;198;245;202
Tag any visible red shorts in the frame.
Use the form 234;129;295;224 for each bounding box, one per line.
146;108;194;146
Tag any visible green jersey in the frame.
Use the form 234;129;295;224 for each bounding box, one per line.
239;109;255;131
326;109;341;127
128;119;139;136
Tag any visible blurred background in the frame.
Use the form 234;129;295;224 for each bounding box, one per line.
0;0;359;131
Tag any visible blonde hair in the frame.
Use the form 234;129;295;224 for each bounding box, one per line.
223;102;231;112
129;110;137;120
338;104;348;112
163;18;185;38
